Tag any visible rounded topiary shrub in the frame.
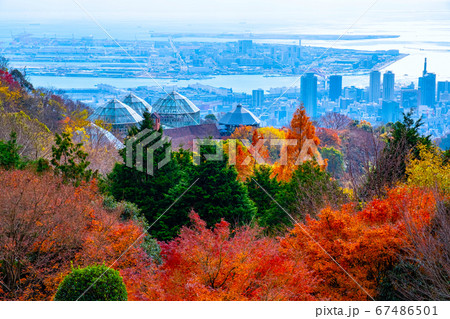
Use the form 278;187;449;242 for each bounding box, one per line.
54;265;127;301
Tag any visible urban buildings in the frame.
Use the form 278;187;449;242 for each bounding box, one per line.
437;81;449;102
71;52;448;142
2;34;405;80
300;73;318;118
383;71;395;101
369;70;381;103
329;75;342;102
419;58;436;108
252;89;264;108
238;40;253;54
401;84;419;109
382;100;400;123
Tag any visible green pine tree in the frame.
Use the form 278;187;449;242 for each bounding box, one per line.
262;161;345;233
0;132;22;170
362;112;432;199
245;165;283;226
158;141;257;240
107;112;183;240
51;132;94;186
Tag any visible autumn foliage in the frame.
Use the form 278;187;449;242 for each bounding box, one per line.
281;186;436;300
1;72;447;301
0;70;21;91
227;126;272;181
0;169;148;300
316;127;341;149
0;165;442;301
122;185;438;301
273;105;322;181
124;211;316;301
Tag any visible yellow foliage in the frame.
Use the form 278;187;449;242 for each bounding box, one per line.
357;120;372;130
342;187;354;201
406;144;450;194
63;109;91;143
0;85;21;106
257;126;286;140
0;110;53;159
230;125;254;141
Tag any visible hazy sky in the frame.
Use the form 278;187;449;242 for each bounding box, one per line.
1;0;449;23
1;0;449;37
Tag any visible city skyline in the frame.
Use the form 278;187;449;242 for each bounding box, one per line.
0;0;449;137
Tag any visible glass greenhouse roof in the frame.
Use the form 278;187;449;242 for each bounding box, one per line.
122;93;152;117
89;99;143;125
152;91;200;115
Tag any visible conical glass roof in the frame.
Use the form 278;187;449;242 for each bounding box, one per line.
122;93;152;117
89;99;143;125
152;91;200;115
218;104;261;126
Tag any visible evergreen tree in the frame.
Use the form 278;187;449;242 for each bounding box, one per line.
110;117;256;240
51;132;94;185
0;132;22;169
54;265;127;301
10;69;34;92
160;142;257;240
320;146;345;179
108;112;183;240
263;161;345;233
389;111;431;160
245;165;283;225
362;112;432;199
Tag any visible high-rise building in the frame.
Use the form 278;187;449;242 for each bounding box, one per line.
401;87;418;109
238;40;253;54
252;89;264;107
383;71;395;101
329;75;342;101
277;105;287;122
300;73;318;117
344;86;364;102
339;98;353;110
419;74;436;107
369;70;381;103
287;46;301;60
344;86;358;100
437;81;449;101
419;58;436;107
382;100;400;124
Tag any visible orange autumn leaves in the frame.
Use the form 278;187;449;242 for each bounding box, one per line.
281;186;436;300
227;128;271;181
273;106;323;181
124;211;316;301
0;169;439;301
123;186;437;301
229;105;323;182
0;169;147;300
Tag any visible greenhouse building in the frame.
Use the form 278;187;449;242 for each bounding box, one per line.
88;98;143;135
152;91;200;128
